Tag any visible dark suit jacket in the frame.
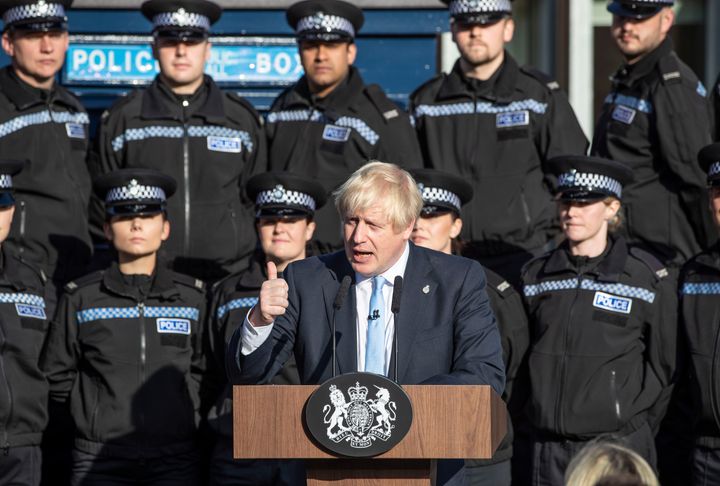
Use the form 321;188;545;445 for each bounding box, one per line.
227;243;505;394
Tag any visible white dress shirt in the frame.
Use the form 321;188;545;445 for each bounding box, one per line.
240;243;411;377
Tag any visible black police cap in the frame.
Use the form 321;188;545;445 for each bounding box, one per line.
141;0;221;40
0;0;72;32
607;0;673;20
94;168;177;217
0;159;23;207
247;171;327;218
548;155;634;202
287;0;364;43
441;0;512;25
409;169;473;216
698;143;720;187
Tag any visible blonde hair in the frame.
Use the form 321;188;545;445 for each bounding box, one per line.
565;441;658;486
604;197;623;233
333;161;422;232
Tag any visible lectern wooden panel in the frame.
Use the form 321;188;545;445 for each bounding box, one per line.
233;384;506;460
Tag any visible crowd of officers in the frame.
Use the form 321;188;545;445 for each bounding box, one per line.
1;0;720;484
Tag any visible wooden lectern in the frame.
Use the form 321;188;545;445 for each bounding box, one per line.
233;385;507;486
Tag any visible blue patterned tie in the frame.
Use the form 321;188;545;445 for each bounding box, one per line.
364;276;386;375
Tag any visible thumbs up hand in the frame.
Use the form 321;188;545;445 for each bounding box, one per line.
249;261;289;326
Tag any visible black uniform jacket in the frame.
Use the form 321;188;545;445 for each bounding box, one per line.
96;75;267;282
410;55;588;257
521;236;678;440
680;244;720;448
40;262;207;457
205;255;299;440
0;248;48;449
470;267;529;466
266;67;422;251
592;38;714;266
0;67;92;283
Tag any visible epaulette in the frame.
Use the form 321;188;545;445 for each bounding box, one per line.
365;84;403;123
629;247;669;280
173;273;206;291
521;66;561;91
657;54;682;85
64;270;105;293
226;92;264;126
484;268;514;298
101;90;139;121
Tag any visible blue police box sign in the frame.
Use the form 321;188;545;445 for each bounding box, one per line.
64;35;303;86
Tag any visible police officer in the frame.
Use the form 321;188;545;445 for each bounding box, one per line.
41;169;207;485
96;0;266;283
676;143;720;485
0;160;50;486
519;156;678;485
592;0;713;267
0;0;92;310
207;172;325;485
267;0;422;253
409;0;588;286
409;169;529;486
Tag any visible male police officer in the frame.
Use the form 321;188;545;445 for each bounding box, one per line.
410;0;588;285
96;0;266;283
267;0;422;253
0;160;50;486
592;0;713;267
0;0;92;310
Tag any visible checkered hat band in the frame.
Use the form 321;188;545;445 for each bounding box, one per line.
0;175;12;190
256;187;316;212
296;14;355;38
420;186;461;212
557;171;623;199
449;0;512;15
3;2;65;25
105;185;166;203
152;11;210;30
708;162;720;178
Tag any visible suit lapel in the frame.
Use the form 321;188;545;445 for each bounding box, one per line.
392;245;436;383
322;252;357;375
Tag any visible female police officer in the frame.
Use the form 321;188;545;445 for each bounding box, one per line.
520;156;678;486
409;168;529;486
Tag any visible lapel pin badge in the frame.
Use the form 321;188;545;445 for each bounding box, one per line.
422;285;430;294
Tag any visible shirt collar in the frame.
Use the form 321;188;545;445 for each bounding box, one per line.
355;242;410;287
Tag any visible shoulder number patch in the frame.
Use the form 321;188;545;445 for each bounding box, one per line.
156;318;191;335
593;291;632;315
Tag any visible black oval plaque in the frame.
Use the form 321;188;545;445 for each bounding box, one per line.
304;372;413;457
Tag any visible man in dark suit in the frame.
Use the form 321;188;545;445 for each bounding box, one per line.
227;160;504;389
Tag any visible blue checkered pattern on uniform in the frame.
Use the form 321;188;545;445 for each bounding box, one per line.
682;282;720;295
0;110;88;141
297;13;355;37
112;125;254;153
0;175;12;190
449;0;512;14
709;162;720;177
217;297;259;319
256;185;316;211
558;171;623;199
414;99;548;119
698;81;708;98
76;305;200;324
604;94;653;114
152;10;211;30
266;110;379;146
3;2;66;25
524;278;655;303
0;292;45;307
523;278;579;297
419;186;462;212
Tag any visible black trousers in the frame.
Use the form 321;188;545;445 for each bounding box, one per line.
0;446;42;486
692;446;720;486
514;422;656;486
70;447;200;486
209;441;305;486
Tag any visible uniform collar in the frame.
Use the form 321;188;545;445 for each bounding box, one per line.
611;36;673;87
439;52;517;103
141;74;226;124
692;242;720;271
0;66;82;112
102;260;180;300
236;252;267;290
0;247;32;291
283;66;365;113
543;235;628;281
